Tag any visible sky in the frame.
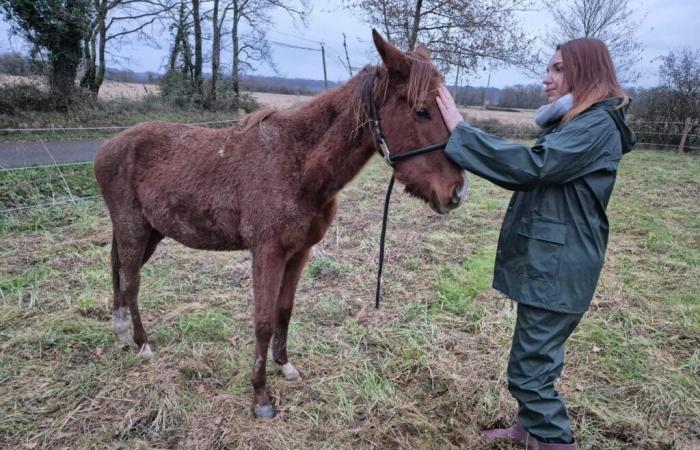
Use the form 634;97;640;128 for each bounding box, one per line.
1;0;699;88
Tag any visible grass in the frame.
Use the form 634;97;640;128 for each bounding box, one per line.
0;150;698;449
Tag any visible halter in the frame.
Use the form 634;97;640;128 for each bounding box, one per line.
365;71;449;308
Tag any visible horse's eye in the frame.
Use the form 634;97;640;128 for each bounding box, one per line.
414;107;430;120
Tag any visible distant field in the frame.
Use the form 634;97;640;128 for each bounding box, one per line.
0;74;311;109
0;75;537;126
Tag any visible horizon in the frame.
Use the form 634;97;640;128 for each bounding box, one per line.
1;0;698;89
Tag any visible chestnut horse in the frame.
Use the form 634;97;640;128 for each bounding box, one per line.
94;30;467;418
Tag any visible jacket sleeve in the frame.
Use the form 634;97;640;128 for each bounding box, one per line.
444;110;617;191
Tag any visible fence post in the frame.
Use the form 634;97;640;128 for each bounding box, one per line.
678;117;692;153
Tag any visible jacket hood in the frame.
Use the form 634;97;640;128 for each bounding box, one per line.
597;98;636;154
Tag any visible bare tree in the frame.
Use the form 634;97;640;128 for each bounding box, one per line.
226;0;309;111
628;48;699;152
344;0;536;76
191;0;203;96
544;0;645;83
209;0;225;102
81;0;175;96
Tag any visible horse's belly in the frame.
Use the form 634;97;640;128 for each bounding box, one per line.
145;204;245;251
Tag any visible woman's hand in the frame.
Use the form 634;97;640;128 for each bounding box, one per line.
436;84;464;132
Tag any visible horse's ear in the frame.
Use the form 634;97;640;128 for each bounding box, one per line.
372;29;410;78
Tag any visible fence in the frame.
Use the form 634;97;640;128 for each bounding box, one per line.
0;116;697;215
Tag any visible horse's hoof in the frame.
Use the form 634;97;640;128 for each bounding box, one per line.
138;343;153;358
280;362;301;381
254;404;276;419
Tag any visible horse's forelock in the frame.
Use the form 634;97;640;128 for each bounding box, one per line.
349;56;438;135
406;54;438;109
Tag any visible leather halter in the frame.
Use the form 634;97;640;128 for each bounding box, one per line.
365;71;449;308
366;71;449;166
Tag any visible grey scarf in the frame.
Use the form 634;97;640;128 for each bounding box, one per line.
534;93;574;128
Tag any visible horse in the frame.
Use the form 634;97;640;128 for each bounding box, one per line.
94;30;468;419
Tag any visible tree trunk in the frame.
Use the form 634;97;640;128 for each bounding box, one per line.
92;7;108;97
210;0;221;104
50;48;81;108
232;1;240;112
169;0;187;70
192;0;203;98
79;31;97;89
408;0;423;50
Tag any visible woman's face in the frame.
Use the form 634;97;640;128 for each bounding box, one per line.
543;50;570;103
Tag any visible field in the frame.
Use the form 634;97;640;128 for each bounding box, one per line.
0;147;698;449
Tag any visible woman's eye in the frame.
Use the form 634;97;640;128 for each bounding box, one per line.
414;107;430;119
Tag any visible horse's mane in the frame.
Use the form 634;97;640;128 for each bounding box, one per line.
232;48;437;138
234;107;276;134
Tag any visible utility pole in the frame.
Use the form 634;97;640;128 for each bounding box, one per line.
483;72;492;110
342;33;353;77
320;43;328;89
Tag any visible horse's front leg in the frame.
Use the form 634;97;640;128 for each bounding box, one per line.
250;242;287;419
273;248;310;381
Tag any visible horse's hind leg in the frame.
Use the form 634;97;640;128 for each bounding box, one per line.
111;229;163;350
111;217;156;357
250;242;288;419
272;248;310;382
111;233;133;347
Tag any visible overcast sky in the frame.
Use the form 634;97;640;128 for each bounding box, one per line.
1;0;698;88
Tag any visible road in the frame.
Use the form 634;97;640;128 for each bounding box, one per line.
0;139;104;169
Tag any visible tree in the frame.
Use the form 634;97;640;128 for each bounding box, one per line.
544;0;645;83
344;0;535;76
81;0;175;97
498;83;544;109
0;0;92;106
226;0;309;111
629;48;699;152
191;0;203;96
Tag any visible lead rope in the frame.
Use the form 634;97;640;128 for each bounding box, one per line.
375;174;395;309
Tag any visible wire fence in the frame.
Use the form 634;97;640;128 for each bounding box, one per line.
0;119;239;134
1;117;697;216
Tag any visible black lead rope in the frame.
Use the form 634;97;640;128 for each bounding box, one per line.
375;175;395;308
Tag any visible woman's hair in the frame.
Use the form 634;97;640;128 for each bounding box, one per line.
557;38;629;122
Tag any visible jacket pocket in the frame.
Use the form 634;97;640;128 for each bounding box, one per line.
517;218;568;282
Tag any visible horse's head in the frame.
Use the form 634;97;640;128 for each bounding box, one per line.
370;30;467;214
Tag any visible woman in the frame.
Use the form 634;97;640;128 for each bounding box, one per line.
436;38;636;449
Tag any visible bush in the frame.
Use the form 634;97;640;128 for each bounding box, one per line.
159;70;258;113
0;80;100;114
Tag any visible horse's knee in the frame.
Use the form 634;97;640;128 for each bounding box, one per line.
255;320;275;342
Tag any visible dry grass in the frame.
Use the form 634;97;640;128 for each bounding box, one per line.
0;150;698;449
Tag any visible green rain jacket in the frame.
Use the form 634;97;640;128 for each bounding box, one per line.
444;98;636;313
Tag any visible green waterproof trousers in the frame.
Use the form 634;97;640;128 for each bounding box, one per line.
507;303;583;444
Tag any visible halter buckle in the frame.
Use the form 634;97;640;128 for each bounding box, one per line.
379;139;392;166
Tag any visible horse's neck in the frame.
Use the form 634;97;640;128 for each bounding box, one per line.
288;78;378;203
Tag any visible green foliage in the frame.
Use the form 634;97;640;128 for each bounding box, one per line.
1;0;93;104
159;70;259;113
